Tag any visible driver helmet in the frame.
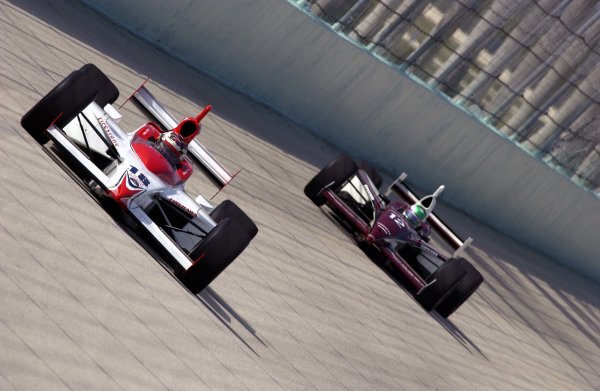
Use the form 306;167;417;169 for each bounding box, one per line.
157;131;188;160
403;204;427;229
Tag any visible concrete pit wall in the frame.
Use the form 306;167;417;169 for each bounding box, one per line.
81;0;600;281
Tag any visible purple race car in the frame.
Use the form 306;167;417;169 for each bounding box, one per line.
304;154;483;318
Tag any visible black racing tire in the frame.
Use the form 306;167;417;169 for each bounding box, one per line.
415;257;467;311
81;63;119;107
210;199;258;239
356;159;383;189
435;258;483;318
21;67;96;143
179;205;256;294
304;154;358;206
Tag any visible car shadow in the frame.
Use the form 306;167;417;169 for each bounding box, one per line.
106;206;265;357
108;213;264;356
321;208;487;358
44;144;265;355
198;287;267;349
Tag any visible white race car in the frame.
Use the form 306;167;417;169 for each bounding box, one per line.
21;64;257;294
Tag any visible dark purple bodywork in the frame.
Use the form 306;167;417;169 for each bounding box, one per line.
321;170;448;291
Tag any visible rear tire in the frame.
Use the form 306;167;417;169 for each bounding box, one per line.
415;258;466;311
179;202;257;294
304;154;358;206
435;258;483;318
357;159;383;189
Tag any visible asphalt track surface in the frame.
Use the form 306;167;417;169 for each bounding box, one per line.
0;1;599;390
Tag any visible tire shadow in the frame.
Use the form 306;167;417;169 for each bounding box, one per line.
43;143;265;355
198;287;267;349
321;208;488;358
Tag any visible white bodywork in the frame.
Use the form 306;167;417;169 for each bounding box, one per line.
47;100;222;271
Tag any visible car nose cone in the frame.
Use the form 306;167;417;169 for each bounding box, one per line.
369;222;390;242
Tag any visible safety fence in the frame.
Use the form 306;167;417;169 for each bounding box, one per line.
296;0;600;194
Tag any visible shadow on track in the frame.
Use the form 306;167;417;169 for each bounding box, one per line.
198;287;267;350
43;143;265;356
320;208;488;358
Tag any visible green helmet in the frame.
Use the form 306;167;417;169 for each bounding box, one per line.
411;204;427;221
404;204;427;229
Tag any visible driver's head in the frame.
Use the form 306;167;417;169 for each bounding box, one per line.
403;204;427;229
158;131;187;159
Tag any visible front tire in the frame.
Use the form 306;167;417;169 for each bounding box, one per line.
304;154;358;206
435;258;483;318
179;201;257;294
415;258;466;311
210;200;258;237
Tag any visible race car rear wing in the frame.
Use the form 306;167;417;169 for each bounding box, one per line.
385;174;473;257
133;85;234;187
